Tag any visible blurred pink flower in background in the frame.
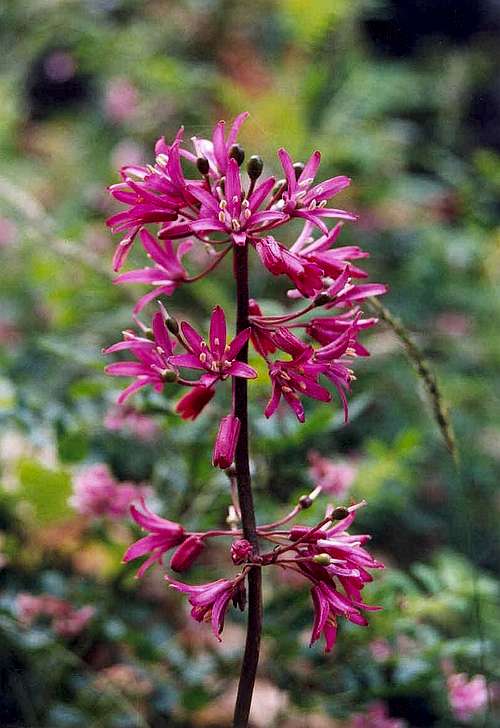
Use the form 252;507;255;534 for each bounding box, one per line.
308;450;357;497
104;405;159;442
348;701;406;727
70;463;148;520
369;638;393;662
104;77;139;124
110;139;145;170
44;51;76;82
447;673;489;722
17;593;94;637
0;217;18;247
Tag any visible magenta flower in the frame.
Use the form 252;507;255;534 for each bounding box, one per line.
104;406;159;442
349;702;407;728
254;236;324;297
175;385;215;420
114;229;191;313
170;305;256;387
289;221;370;279
265;346;330;423
276;148;357;232
70;463;148;520
447;673;489;722
123;498;186;577
248;299;276;356
212;412;241;469
167;573;246;640
104;311;176;403
185;111;249;178
308;451;357;498
231;539;253;564
185;158;285;246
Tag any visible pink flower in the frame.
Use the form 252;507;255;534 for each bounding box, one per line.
349;701;406;728
104;406;159;442
289;221;369;280
104;77;139;124
447;673;489;722
175;385;215;420
104;310;176;403
308;451;357;497
169;306;256;387
254;236;324;297
123;498;186;577
265;345;330;423
276;148;357;232
369;638;393;662
17;593;94;638
186;112;249;178
70;464;148;520
212;413;241;469
167;574;246;640
113;229;191;313
184;158;285;246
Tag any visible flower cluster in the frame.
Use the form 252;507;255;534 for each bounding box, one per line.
69;463;149;520
105;112;387;466
124;493;382;650
104;113;386;656
17;593;95;638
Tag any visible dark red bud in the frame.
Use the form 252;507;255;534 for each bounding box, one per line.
196;156;210;175
229;143;245;166
331;506;349;521
293;162;304;179
169;535;205;572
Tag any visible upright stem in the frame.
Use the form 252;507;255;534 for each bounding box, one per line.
232;244;263;728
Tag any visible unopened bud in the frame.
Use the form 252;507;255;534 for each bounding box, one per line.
313;293;332;307
298;495;313;509
165;316;179;336
247;155;263;180
229;143;245;166
313;553;332;566
331;506;349;521
196;156;210;175
143;327;155;340
231;538;253;564
163;369;178;383
170;535;205;572
293;162;305;179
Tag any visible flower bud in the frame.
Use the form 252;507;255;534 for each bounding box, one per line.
331;506;349;521
247;155;263;180
313;553;332;566
212;413;241;469
289;525;321;542
313;292;332;307
293;162;304;179
196;156;210;175
169;535;205;572
231;538;253;564
229;143;245;166
298;495;313;509
165;316;179;336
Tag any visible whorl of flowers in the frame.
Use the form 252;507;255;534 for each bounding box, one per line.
104;112;386;652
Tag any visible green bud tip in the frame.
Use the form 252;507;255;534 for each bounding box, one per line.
313;553;332;565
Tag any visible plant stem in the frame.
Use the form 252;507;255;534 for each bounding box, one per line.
232;244;262;728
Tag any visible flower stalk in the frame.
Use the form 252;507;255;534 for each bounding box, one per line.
232;243;263;728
